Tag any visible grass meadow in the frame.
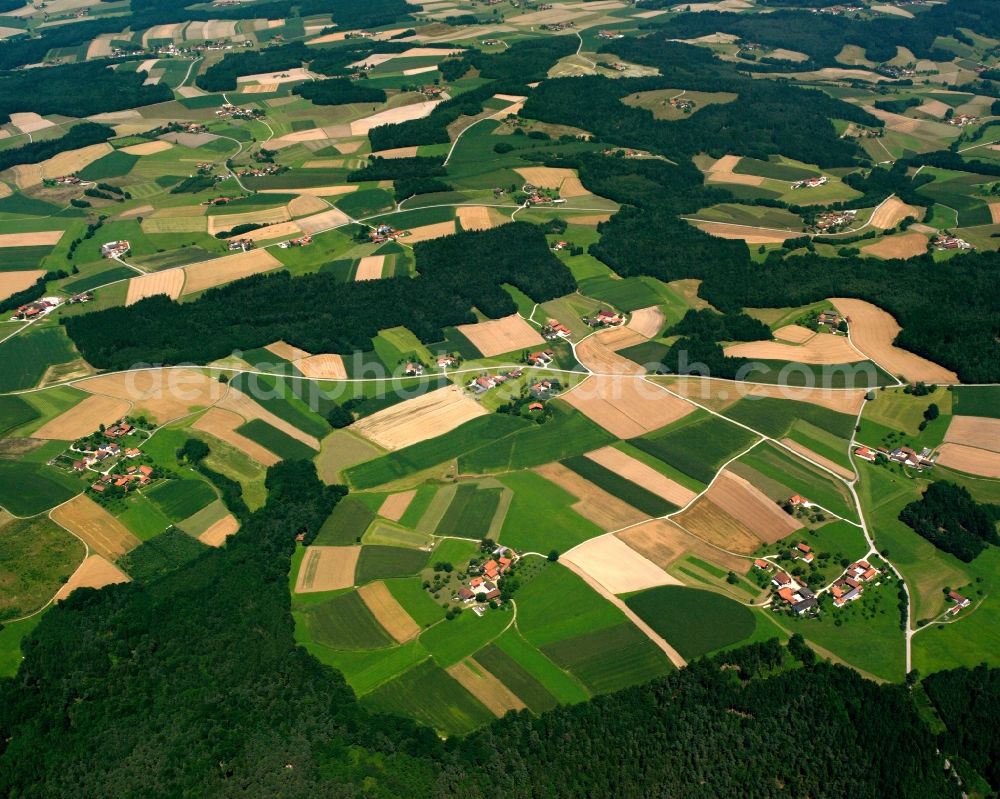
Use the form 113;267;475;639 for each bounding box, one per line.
354;545;429;583
314;496;377;546
0;515;84;622
146;478;216;522
301;590;394;650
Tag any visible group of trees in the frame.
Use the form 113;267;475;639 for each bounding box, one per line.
898;481;1000;562
292;77;386;106
63;223;575;370
0;121;113;172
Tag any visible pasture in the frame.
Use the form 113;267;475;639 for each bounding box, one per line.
355;545;429;583
0;514;84;621
951;386;1000;419
0;325;78;393
434;483;505;538
385;576;447;628
0;395;39;437
0;461;79;516
625;585;756;660
497;471;605;553
146;478;216;522
300;590;394;650
314;496;377;546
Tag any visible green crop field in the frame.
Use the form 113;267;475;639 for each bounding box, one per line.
363;658;494;736
230;374;330;439
116;493;175;541
0;326;78;393
146;478;216;522
578;275;680;312
0;515;84;622
419;605;510;668
355;545;429;583
385;577;447;628
0;461;79;516
541;622;672;694
515;564;623;648
0;395;40;438
435;484;504;537
237;419;318;461
117;528;208;582
734;155;818;181
724;397;856;440
176;499;229;537
308;638;429;696
626;585;756;659
492;628;590;705
335;188;395;218
497;471;604;553
952;386;1000;419
314;496;377;545
62;266;135;294
630;412;759;485
561;455;676;517
301;590;394;650
473;641;559;713
0;245;54;269
77;150;140;180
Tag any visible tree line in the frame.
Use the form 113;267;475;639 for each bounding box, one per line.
0;122;114;172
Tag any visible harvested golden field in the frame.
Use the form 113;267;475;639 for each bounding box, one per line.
563;533;679;594
198;514;240;547
706;154;741;173
55;555;129;602
358;581;420;642
944;416;1000;453
52;495;141;560
831;297;959;383
447;661;526;717
126;269;185;305
457;314;544;357
0;269;43;301
514;166;578;193
696;222;798;244
0;230;63;247
566;212;612;225
296;207;352;235
295;354;348;379
12;143;113;187
378;490;416;521
352;384;486;450
598;325;647;352
705;470;800;544
241;83;279;93
534;462;648;532
354;255;385;281
182;249;282;296
206;207;290;235
236;66;313;84
32;394;131;440
287;193;329;217
616;518;750;575
936;443;1000;478
192;408;280;466
79;368;224;423
706;171;764;187
120;140;173;156
773;324;814;344
457;205;503;231
723;332;862;364
264;185;358;198
575;330;645;374
673;497;762;554
217;387;321;449
585;446;697;507
9;111;55;134
561;376;694;439
627;306;665;339
335;139;365;154
370;146;420;158
916;99;950;118
231;221;303;243
265;340;311;362
405;220;456;242
350;100;442;136
780;438;855;480
294;546;360;592
991;202;1000;224
861;233;928;260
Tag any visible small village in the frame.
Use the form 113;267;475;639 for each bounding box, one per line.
10;296;62;321
812;209;857;233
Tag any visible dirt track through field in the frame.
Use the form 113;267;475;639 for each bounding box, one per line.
723;332;862;364
378;490;416;521
585;446;697;507
936;443;1000;478
52;495;141;560
198;514;240;546
182;249;282;296
705;470;801;543
457;314;544;357
944;416;1000;453
0;270;44;301
561;375;694;439
358;581;420;642
126;269;185;305
79;368;223;423
447;661;526;717
626;306;665;339
563;533;680;594
55;555;129;602
534;462;648;531
780;438;855;480
831;297;959;383
192;408;280;466
294;546;360;592
32;394;131;440
673;497;762;554
352;384;486;451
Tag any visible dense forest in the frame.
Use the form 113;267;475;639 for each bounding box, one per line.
0;455;971;797
63;223;575;369
898;482;1000;562
292;78;386;106
0;122;114;172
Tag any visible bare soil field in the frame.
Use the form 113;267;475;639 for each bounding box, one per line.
861;233;928;260
773;324;814;344
79;368;224;423
294;546;360;592
218;387;321;448
831;297;959;383
51;495;141;560
358;581;420;642
32;394;131;440
198;514;240;546
120;140;173;156
240;83;278;93
206;207;290;235
534;461;648;531
192;408;280;466
350;100;442;136
626;306;665;339
287;193;329;217
354;255;385;281
404;220;456;242
936;443;1000;478
0;269;43;301
295;353;348;379
55;555;129;602
457;314;544;356
447;661;526;717
585;446;697;507
296;207;351;235
126;269;185;305
574;330;645;374
265;340;311;362
780;438;855;480
563;375;694;439
352;384;486;450
457;205;500;231
182;249;282;295
378;490;417;521
944;416;1000;453
706;470;800;543
9;112;55;134
723;333;862;364
916;99;950;118
0;231;64;247
335;140;366;154
563;533;678;594
673;497;762;554
696;222;798;244
616;518;751;576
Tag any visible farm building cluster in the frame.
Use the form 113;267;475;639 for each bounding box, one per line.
455;548;518;612
100;240;131;259
216;103;263;120
278;235;313;249
946;114;978;127
467;368;523;395
854;445;937;470
791;176;829;190
369;224;408;243
947;591;971;615
227;238;256;252
932;235;973;251
10;296;61;321
542;319;572;340
756;563;819;615
831;560;881;607
813;209;857;232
